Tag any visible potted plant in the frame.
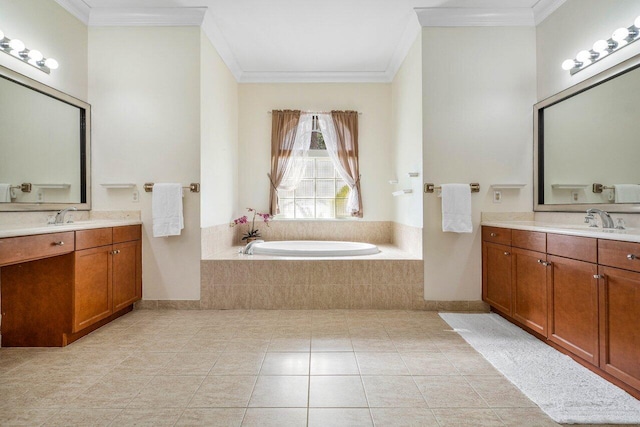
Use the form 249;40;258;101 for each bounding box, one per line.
230;208;272;242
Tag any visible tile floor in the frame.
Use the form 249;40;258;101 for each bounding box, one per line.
0;309;624;426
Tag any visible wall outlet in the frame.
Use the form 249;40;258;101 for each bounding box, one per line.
493;191;502;204
132;190;139;203
37;191;43;202
571;191;579;203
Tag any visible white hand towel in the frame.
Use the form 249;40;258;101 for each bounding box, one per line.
614;184;640;203
0;184;11;203
152;183;184;237
441;183;472;233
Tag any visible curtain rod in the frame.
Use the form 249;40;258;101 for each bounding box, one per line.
267;111;362;115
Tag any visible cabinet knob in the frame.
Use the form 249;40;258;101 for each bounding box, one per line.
538;260;551;267
627;254;637;260
503;251;510;256
490;233;497;237
110;250;120;255
53;241;64;246
594;274;605;279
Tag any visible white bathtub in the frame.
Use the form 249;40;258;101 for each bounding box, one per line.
249;240;380;257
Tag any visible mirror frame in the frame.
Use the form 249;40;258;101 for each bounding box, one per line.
534;52;640;213
0;65;91;212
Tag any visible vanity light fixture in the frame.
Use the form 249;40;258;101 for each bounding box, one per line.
0;29;58;74
562;16;640;75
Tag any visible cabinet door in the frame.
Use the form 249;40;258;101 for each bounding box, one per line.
483;242;512;315
112;240;142;312
547;255;599;365
512;248;548;336
598;266;640;390
73;246;113;332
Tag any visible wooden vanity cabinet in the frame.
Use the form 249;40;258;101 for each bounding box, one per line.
112;226;142;312
482;242;513;315
547;254;599;365
0;225;142;347
482;226;640;397
511;247;548;336
482;228;549;335
73;225;142;333
545;234;600;365
597;266;640;390
596;239;640;390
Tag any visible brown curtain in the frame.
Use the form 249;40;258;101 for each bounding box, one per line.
331;110;363;218
269;109;301;215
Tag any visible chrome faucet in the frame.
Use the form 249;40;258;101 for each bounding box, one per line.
586;208;614;229
241;239;264;255
54;206;77;225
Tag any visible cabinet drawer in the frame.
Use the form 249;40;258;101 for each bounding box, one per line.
0;232;75;266
547;233;597;263
76;228;113;250
512;230;546;252
113;225;141;243
482;227;511;245
598;239;640;273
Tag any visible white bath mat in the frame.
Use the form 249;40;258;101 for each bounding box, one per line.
439;313;640;424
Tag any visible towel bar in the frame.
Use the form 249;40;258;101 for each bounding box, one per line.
424;183;480;194
144;183;200;193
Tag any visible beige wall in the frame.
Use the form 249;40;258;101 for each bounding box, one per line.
237;83;394;221
89;27;201;300
422;26;537;300
391;34;423;228
200;31;239;229
537;0;640;102
0;0;87;100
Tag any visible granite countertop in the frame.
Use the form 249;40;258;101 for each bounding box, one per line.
481;220;640;244
0;219;143;239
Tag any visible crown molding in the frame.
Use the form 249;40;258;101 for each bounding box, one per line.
238;71;391;84
386;13;422;81
532;0;567;25
415;7;534;27
54;0;90;25
88;7;206;27
201;10;243;82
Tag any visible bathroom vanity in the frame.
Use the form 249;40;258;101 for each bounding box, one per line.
482;222;640;398
0;221;142;347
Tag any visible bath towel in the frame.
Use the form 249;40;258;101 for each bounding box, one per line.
614;184;640;203
0;184;11;203
441;183;472;233
152;183;184;237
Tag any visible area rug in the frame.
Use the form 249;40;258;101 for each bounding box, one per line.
439;313;640;424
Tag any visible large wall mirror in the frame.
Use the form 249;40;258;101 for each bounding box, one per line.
0;65;91;212
534;53;640;213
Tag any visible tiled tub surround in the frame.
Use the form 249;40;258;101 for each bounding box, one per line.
200;221;424;310
201;246;425;310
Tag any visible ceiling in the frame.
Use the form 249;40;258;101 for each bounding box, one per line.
55;0;566;82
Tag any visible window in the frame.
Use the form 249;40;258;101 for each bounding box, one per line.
278;116;350;219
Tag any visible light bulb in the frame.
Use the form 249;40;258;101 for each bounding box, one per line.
593;39;610;53
8;39;25;52
44;58;58;70
0;30;4;40
635;15;640;29
576;50;592;62
562;59;576;71
28;49;43;61
612;27;629;42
